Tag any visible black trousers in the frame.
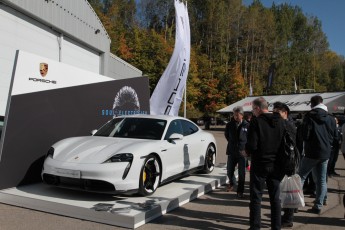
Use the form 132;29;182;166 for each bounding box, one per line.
249;165;283;230
227;154;246;193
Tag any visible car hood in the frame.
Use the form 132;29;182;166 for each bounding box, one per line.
52;136;156;164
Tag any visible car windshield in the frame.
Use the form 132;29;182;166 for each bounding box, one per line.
94;117;167;140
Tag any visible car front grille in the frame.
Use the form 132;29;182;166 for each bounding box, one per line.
42;173;115;193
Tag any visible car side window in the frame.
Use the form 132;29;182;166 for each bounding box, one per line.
180;120;199;136
164;120;183;140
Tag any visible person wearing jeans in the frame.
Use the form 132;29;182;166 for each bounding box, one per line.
298;157;328;210
299;95;336;214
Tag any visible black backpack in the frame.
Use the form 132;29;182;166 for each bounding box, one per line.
279;126;301;176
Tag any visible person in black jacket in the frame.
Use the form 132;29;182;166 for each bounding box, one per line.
246;97;285;230
298;95;336;214
224;106;249;198
273;102;298;228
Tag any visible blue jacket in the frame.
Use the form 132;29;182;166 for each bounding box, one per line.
224;119;249;157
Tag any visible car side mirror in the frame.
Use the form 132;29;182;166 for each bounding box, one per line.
90;129;97;135
168;133;183;141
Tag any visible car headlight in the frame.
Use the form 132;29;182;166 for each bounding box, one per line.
103;153;134;180
103;153;133;163
46;147;54;159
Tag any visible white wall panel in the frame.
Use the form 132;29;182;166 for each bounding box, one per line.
0;6;102;116
0;7;59;116
63;37;100;74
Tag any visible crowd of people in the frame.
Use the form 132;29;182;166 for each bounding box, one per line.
224;96;345;229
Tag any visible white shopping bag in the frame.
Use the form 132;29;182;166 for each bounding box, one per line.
280;174;305;208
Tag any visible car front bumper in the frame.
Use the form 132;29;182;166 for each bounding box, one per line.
42;157;139;193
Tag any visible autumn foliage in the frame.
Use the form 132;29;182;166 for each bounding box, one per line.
88;0;345;117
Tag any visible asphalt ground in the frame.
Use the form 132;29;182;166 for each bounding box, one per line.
0;125;344;230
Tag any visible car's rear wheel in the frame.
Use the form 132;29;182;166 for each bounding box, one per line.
139;155;161;196
202;144;216;173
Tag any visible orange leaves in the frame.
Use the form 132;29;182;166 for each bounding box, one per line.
118;34;133;59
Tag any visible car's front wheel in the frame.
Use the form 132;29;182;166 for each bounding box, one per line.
139;155;161;196
202;144;216;173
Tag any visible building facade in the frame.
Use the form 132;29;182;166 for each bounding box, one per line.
0;0;142;116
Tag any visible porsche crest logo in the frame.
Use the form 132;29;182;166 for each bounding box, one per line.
39;63;48;77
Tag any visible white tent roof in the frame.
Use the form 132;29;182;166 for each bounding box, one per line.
218;91;345;114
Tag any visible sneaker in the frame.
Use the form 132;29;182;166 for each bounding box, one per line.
281;222;293;228
309;207;321;214
323;200;328;206
331;172;340;176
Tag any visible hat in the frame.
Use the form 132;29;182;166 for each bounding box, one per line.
233;106;244;115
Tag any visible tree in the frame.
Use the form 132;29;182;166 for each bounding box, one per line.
227;62;248;104
89;0;344;117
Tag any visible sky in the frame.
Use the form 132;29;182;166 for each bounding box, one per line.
244;0;345;57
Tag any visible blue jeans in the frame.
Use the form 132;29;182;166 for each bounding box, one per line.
249;165;282;230
227;155;246;193
298;157;328;210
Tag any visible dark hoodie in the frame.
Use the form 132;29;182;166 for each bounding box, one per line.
246;112;285;168
302;106;336;160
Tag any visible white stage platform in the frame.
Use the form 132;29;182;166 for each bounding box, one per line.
0;166;228;229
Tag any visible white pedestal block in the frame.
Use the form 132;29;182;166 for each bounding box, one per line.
0;166;228;229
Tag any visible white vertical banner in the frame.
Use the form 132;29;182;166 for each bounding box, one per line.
249;81;253;96
294;77;298;93
150;0;191;116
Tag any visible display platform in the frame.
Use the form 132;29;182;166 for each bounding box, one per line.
0;165;228;229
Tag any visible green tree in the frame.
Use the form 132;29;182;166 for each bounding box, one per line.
90;0;345;116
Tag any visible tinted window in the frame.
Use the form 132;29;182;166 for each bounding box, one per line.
94;118;124;137
180;120;199;136
164;119;183;140
94;117;167;140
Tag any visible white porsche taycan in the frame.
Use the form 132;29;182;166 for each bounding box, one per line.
42;115;217;196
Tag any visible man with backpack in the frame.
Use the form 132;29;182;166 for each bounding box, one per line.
299;95;336;214
273;102;298;228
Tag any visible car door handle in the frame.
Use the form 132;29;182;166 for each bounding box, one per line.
201;139;205;142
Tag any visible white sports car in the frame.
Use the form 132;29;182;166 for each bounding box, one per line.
42;115;217;196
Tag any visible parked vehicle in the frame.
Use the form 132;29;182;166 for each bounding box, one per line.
42;115;217;196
